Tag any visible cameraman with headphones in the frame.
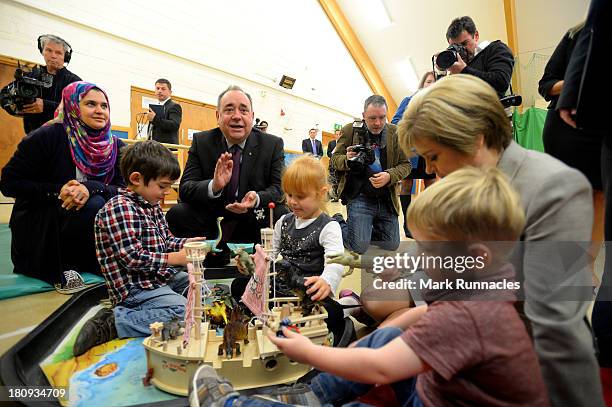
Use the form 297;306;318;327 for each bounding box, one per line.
440;16;514;98
331;95;410;254
21;34;81;133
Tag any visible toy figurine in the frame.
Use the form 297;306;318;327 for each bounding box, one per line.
218;307;249;359
326;250;361;277
235;247;255;276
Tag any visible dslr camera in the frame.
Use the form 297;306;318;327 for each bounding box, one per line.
347;119;375;173
0;64;52;116
436;43;470;70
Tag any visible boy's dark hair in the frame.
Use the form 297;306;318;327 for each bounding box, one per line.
155;78;172;90
446;16;477;40
120;140;180;186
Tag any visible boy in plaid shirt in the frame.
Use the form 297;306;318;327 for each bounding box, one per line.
73;141;203;356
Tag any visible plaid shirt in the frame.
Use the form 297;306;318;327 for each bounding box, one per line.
95;188;187;305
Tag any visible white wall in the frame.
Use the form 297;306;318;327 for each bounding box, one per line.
514;0;589;107
0;0;374;150
515;0;589;56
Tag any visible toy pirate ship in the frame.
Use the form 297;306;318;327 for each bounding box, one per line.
143;207;329;396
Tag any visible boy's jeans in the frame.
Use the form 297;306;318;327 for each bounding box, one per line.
228;327;422;407
114;271;189;337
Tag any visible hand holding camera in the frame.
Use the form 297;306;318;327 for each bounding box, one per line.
346;145;358;160
21;98;44;114
435;43;469;73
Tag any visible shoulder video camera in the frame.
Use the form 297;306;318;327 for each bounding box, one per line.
0;63;52;116
436;44;469;70
347;119;375;173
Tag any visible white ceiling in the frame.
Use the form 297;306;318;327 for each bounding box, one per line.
337;0;508;105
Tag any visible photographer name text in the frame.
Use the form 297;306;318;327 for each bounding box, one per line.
373;277;520;291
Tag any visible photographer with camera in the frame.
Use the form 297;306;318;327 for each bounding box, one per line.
331;95;410;254
436;16;513;98
20;34;81;133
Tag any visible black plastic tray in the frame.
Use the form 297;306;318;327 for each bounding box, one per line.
0;264;244;406
0;266;354;406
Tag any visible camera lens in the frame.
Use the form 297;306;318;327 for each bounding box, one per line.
19;84;37;98
437;50;457;70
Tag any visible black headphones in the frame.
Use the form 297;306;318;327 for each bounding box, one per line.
37;34;73;64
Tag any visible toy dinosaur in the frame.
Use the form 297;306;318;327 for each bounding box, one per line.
202;216;224;253
235;247;255;276
275;260;321;317
218;306;249;359
206;301;228;326
161;317;185;341
326;250;361;277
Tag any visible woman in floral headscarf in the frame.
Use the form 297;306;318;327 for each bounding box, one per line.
0;81;125;293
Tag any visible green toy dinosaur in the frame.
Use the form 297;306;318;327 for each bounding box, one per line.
234;247;255;276
326;250;361;277
202;216;224;252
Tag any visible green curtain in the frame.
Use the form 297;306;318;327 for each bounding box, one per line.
512;107;548;152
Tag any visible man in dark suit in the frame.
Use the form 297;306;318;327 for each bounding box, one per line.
557;0;612;372
327;129;341;201
166;85;286;264
147;78;182;145
302;128;323;158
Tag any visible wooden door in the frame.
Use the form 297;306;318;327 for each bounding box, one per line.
321;130;335;169
0;56;36;172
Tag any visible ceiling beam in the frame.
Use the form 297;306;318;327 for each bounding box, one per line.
503;0;522;98
318;0;398;119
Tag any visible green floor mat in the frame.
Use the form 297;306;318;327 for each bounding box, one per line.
0;224;10;275
0;224;105;300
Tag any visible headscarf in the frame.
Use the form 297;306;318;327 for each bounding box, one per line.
47;81;118;183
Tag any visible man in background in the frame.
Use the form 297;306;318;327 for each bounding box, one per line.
147;78;182;145
302;128;323;158
327;129;341;201
21;34;81;133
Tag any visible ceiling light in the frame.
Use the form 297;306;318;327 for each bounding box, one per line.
396;57;419;93
361;0;392;30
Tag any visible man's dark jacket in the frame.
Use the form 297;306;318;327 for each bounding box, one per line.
150;99;182;145
179;127;284;215
463;40;514;97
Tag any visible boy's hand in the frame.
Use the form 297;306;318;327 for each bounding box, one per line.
267;327;313;364
304;276;331;301
185;237;206;243
168;248;187;266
